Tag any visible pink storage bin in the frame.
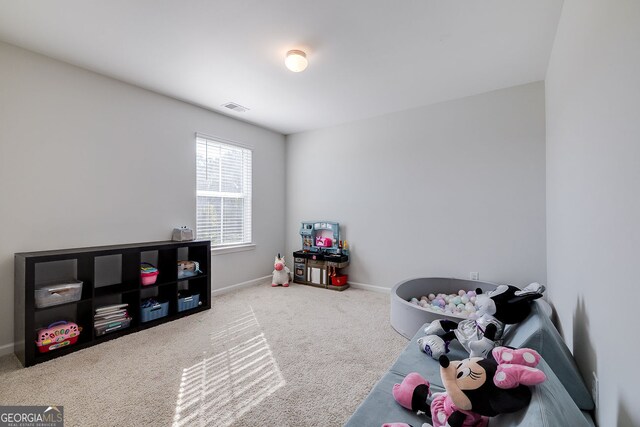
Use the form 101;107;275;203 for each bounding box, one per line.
141;262;159;286
141;272;158;285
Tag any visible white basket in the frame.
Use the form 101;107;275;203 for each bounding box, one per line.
34;280;83;308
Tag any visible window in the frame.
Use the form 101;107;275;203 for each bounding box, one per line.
196;134;252;247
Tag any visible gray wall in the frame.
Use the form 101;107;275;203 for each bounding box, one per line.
0;42;286;351
545;1;640;426
286;82;547;289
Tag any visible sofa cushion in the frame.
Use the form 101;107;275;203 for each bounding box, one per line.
502;301;594;410
344;359;594;427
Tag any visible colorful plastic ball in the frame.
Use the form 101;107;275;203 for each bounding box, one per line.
428;293;436;300
458;290;466;296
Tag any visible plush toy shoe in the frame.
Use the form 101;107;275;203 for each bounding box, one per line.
417;335;449;359
392;372;431;413
423;320;446;336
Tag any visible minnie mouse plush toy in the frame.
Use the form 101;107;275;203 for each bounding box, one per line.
430;346;546;427
386;346;546;427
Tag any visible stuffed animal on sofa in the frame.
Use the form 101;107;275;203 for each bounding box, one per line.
430;346;546;427
417;283;545;359
392;372;432;414
271;253;291;287
384;373;433;427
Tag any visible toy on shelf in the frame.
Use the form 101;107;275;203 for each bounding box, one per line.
35;321;81;353
271;253;291;287
298;221;346;255
417;283;545;359
172;226;194;241
177;260;202;279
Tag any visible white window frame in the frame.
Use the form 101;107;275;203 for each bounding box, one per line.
196;133;254;251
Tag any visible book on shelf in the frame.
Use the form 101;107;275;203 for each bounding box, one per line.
94;317;131;328
95;309;127;318
95;312;128;322
95;303;128;313
94;303;130;329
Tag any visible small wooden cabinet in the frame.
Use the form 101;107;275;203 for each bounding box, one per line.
14;240;211;367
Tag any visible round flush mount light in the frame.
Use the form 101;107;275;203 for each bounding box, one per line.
285;50;308;72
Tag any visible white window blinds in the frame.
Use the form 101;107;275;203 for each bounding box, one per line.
196;135;252;246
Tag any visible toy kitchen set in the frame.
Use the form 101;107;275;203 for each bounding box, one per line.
292;221;350;291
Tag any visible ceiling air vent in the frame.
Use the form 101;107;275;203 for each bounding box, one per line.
222;102;249;113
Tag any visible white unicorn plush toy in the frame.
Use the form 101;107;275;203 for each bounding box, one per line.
271;253;291;287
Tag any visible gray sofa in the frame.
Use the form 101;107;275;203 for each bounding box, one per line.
345;301;595;426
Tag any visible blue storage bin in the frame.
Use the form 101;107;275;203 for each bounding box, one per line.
178;294;200;312
140;301;169;323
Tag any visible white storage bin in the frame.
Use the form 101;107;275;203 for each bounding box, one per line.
34;280;83;308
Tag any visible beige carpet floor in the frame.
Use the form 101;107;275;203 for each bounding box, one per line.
0;282;408;426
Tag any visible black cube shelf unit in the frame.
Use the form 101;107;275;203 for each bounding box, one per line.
14;240;211;367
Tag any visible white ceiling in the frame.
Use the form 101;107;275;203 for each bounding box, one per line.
0;1;563;135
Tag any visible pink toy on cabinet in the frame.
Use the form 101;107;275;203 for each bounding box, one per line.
315;236;333;247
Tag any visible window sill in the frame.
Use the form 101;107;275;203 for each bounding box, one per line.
210;243;256;255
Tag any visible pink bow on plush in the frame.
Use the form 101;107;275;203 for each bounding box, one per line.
491;347;546;389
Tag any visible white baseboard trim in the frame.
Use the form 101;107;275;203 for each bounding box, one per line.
349;281;391;293
0;341;14;357
211;275;271;296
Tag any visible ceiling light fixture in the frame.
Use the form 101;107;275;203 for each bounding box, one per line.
285;50;308;72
